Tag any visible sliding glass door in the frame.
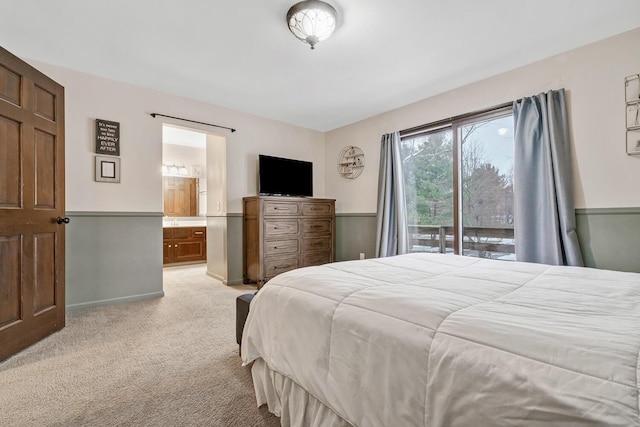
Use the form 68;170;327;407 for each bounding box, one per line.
458;113;515;259
401;106;515;259
401;127;454;253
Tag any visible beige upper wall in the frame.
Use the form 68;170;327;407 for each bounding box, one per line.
22;27;640;215
325;28;640;213
26;59;326;214
162;143;206;176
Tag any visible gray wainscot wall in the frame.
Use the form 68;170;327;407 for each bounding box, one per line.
336;213;378;261
334;210;640;272
576;207;640;273
65;211;164;311
228;212;627;268
64;208;639;311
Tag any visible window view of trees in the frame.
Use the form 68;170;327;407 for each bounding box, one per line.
401;129;453;228
401;111;515;259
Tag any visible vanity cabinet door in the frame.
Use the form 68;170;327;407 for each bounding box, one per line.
163;228;174;263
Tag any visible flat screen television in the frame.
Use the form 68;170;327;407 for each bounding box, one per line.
258;154;313;197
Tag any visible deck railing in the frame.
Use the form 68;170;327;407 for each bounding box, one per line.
408;225;515;258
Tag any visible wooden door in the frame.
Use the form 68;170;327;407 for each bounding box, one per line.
0;46;65;361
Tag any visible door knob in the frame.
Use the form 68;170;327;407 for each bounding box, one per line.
56;217;70;224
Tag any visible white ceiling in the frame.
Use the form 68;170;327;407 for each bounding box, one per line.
1;1;639;132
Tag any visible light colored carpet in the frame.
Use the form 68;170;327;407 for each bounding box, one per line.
0;265;281;427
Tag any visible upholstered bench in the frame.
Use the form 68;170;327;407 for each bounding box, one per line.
236;293;255;353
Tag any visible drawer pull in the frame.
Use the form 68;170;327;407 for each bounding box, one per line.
274;264;291;270
274;207;290;211
274;246;289;250
194;231;204;235
311;225;323;229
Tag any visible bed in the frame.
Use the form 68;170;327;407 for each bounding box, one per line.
241;253;640;426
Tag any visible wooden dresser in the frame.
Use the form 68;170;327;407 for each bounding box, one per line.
243;196;336;288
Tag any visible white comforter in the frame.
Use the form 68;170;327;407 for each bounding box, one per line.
241;253;640;426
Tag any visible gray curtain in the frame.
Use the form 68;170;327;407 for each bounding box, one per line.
375;132;409;257
513;89;583;266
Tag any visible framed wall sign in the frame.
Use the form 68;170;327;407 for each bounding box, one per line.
95;118;120;156
95;155;121;183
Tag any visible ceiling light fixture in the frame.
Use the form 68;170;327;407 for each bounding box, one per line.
286;0;338;50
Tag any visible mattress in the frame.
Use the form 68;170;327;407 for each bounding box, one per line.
241;253;640;426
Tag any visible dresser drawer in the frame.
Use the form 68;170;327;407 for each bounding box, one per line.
264;201;300;216
264;239;299;256
264;220;299;236
302;202;333;216
303;236;331;252
302;219;332;235
302;251;331;267
264;256;299;277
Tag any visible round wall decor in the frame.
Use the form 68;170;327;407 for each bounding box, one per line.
337;146;365;179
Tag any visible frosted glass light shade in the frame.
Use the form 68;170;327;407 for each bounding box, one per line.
287;0;337;50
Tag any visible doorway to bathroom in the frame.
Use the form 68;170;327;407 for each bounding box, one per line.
161;124;227;279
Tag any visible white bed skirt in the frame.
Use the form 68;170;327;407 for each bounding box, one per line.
251;358;352;427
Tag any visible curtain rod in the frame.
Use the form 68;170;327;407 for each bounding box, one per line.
149;113;236;133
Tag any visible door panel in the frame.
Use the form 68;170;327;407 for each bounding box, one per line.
33;233;56;314
0;235;21;327
34;84;56;121
34;130;56;208
0;45;65;361
0;115;21;207
0;64;20;105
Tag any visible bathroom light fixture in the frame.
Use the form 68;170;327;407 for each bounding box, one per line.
286;0;338;50
162;163;189;176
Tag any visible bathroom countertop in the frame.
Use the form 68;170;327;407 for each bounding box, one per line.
162;220;207;228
